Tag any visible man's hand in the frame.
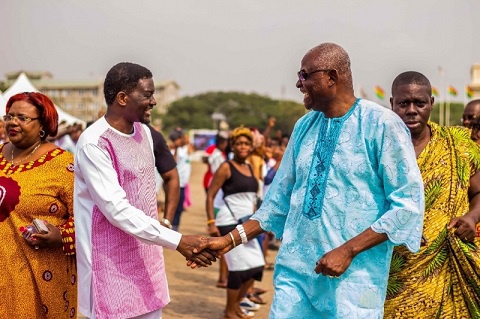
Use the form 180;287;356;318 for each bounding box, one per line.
206;236;233;256
30;222;62;249
268;117;276;128
187;235;234;268
176;235;218;268
448;215;477;243
314;245;354;277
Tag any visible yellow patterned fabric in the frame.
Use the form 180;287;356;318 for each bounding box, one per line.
0;143;77;319
384;122;480;318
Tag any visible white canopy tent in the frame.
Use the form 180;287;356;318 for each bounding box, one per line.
0;73;86;127
0;94;6;114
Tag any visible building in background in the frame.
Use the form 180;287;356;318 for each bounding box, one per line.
3;71;180;123
470;64;480;98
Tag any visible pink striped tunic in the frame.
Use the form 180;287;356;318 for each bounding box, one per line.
75;118;181;319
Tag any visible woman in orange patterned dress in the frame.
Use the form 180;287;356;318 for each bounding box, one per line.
0;92;76;319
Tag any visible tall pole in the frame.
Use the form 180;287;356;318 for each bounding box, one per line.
446;93;451;126
438;66;445;126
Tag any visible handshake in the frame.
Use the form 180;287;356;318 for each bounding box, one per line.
175;221;261;268
175;234;232;268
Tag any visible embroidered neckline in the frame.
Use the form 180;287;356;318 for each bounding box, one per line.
303;98;360;220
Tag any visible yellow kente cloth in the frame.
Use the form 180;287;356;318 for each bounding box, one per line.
0;144;77;319
384;122;480;318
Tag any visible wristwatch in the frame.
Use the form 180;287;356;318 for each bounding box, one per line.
162;218;173;229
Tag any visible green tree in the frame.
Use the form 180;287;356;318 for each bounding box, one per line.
0;81;8;93
155;91;306;135
430;102;465;126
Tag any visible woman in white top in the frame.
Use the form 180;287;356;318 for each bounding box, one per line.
206;127;265;319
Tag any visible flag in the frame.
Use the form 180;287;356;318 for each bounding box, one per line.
431;86;439;97
466;85;474;98
374;86;385;100
447;85;457;96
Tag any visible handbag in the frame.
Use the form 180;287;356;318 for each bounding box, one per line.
224;199;252;225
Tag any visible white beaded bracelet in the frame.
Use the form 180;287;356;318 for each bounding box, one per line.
236;225;248;244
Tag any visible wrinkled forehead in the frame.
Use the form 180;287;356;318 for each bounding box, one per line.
302;51;319;66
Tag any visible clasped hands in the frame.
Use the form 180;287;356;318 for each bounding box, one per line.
176;234;234;268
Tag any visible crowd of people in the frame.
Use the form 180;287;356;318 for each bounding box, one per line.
0;42;479;319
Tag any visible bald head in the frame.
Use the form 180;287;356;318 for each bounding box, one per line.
306;43;353;90
463;99;480;128
391;71;432;96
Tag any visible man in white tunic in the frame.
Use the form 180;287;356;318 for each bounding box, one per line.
75;62;215;319
200;43;425;318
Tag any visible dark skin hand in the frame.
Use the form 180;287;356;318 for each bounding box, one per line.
447;171;480;242
28;222;63;249
159;167;180;227
314;228;388;277
187;219;265;268
176;235;219;268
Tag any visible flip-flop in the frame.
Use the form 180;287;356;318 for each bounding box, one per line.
253;287;267;295
247;293;267;305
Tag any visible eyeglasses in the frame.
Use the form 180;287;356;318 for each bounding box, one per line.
3;114;39;124
297;69;333;81
463;115;477;121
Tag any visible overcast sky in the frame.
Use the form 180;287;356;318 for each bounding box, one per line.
1;0;478;103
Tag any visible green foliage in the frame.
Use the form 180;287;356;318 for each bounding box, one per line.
430;102;465;126
155;91;306;134
0;81;8;92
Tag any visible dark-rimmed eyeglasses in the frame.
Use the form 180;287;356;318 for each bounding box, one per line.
3;114;39;124
297;69;333;81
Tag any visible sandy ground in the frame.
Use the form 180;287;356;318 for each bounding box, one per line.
79;161;275;319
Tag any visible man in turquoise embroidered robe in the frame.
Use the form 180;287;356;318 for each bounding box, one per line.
199;43;425;319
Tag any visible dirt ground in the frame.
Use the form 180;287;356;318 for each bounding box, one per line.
79;161;275;319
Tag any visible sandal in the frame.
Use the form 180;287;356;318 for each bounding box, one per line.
253;287;267;295
247;293;267;305
264;263;275;271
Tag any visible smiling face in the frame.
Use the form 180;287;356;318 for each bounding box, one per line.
391;83;434;137
124;77;156;124
295;51;334;112
5;100;43;148
462;101;480;128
